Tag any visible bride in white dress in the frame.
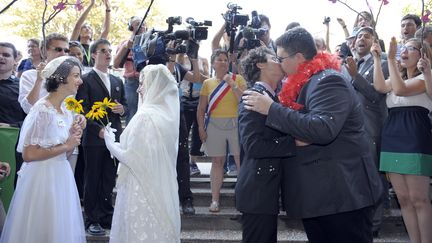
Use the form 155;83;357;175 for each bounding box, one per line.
104;64;181;243
0;56;86;243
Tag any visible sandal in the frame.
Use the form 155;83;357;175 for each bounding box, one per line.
209;201;220;212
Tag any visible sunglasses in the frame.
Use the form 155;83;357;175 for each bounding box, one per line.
0;53;12;58
51;47;70;53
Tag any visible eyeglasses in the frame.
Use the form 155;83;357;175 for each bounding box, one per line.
97;48;113;54
50;47;70;53
275;54;295;63
401;45;420;53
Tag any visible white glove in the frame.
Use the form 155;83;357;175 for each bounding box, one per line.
104;124;127;164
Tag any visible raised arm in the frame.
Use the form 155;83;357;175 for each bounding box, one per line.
372;42;392;93
337;18;349;38
418;56;432;97
388;37;425;96
70;0;95;41
211;22;228;52
99;0;111;39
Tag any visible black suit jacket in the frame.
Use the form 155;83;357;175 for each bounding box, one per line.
350;54;389;167
267;69;382;219
236;83;296;215
76;70;127;147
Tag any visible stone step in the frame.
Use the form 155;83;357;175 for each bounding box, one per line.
181;229;410;243
190;175;237;189
191;187;236;207
180;206;405;231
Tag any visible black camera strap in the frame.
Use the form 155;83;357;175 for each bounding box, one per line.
119;0;155;68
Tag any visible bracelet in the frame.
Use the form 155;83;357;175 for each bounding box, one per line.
106;9;111;12
342;25;347;29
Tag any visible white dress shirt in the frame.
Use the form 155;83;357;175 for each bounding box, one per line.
93;67;111;96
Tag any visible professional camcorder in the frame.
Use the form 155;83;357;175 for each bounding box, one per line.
240;10;268;50
186;17;212;41
132;16;208;71
223;3;249;37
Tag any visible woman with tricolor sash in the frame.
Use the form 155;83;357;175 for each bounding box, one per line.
197;49;246;213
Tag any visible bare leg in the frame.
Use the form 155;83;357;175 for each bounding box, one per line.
210;156;225;203
389;173;421;243
405;175;432;243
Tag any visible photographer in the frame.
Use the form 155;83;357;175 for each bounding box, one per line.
166;39;208;215
113;16;146;124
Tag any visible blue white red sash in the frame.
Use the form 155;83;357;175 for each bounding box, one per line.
204;75;236;130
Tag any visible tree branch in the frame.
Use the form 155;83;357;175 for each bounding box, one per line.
0;0;19;15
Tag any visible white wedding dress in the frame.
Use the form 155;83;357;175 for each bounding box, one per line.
106;64;181;243
0;99;86;243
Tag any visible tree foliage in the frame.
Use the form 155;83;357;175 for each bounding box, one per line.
0;0;165;45
402;0;432;18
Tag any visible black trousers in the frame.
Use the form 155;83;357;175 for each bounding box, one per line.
302;206;374;243
177;112;193;203
183;107;202;156
241;213;278;243
83;146;117;227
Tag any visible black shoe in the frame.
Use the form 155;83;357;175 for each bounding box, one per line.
182;199;195;215
87;223;106;236
372;229;379;238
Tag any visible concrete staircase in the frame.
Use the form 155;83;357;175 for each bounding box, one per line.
87;161;411;243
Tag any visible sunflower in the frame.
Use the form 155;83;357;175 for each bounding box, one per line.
64;97;84;114
93;97;116;111
85;107;107;121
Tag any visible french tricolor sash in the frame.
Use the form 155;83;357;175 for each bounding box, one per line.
204;74;236;130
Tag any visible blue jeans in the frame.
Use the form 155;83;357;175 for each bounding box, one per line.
124;77;139;124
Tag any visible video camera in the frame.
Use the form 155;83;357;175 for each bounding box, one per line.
186;17;212;41
240;10;268;50
132;16;207;71
223;3;249;37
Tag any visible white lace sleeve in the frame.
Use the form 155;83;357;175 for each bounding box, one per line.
17;104;60;152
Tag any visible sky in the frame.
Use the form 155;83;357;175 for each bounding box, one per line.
0;0;423;60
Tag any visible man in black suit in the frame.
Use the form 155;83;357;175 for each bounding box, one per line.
236;46;296;243
76;38;127;236
344;26;389;237
243;27;383;243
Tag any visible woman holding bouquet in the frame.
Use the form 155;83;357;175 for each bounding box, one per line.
104;64;181;243
0;56;87;243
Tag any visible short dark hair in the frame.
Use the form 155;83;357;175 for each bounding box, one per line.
210;49;229;64
42;33;68;50
0;42;17;59
259;14;271;28
402;14;422;28
90;38;111;54
45;57;82;92
241;46;275;86
285;22;300;31
275;27;317;60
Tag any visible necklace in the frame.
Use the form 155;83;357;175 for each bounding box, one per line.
278;52;341;110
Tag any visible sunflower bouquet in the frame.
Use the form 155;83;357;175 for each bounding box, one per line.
85;97;118;165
